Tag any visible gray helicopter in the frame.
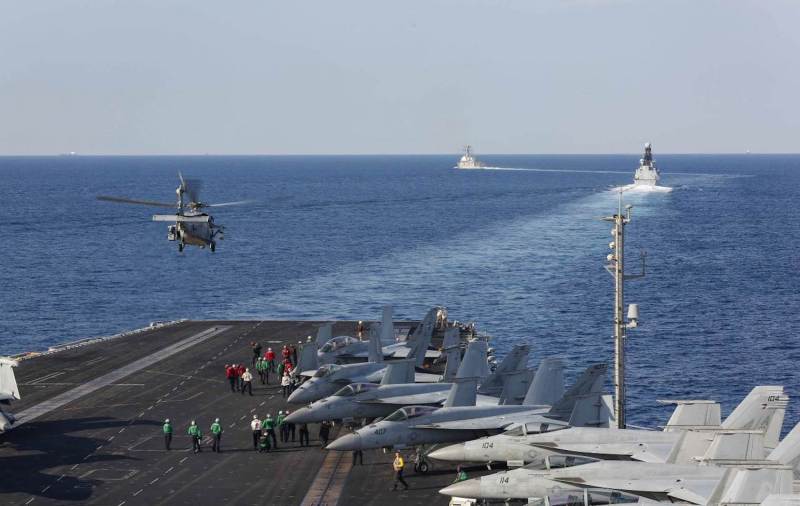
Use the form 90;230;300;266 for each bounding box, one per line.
98;173;246;252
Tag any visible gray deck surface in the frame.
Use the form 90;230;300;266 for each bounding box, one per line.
0;321;489;506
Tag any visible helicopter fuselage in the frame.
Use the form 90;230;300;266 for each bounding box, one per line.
153;212;223;252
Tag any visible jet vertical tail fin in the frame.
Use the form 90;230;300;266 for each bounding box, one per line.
367;323;384;364
523;358;564;406
702;430;766;462
315;324;333;348
499;369;534;406
546;363;607;420
456;340;489;379
408;308;438;368
297;339;319;374
380;359;415;385
380;305;394;344
441;328;462;382
722;386;788;451
568;393;614;428
659;400;721;431
768;421;800;476
443;377;478;408
706;467;793;506
0;358;20;433
478;344;530;396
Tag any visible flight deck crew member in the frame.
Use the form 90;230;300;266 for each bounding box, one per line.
277;411;287;442
225;364;236;392
251;341;262;368
188;421;202;453
392;452;409;490
285;410;296;442
236;364;246;391
265;347;276;373
250;415;262;450
281;373;291;398
241;368;254;396
256;357;265;384
453;465;467;483
262;414;278;449
210;418;223;452
319;420;331;447
352;448;364;465
299;422;310;446
163;418;173;450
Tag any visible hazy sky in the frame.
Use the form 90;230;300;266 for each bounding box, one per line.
1;0;798;155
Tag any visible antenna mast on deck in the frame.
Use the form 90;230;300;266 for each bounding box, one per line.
602;190;645;429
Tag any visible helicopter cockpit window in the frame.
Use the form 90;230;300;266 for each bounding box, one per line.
546;455;597;470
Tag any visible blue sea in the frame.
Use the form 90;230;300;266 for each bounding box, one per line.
2;154;799;427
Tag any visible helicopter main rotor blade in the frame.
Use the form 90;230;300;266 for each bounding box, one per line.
204;200;253;207
97;196;175;208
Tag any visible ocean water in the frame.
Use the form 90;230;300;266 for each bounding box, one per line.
2;154;799;427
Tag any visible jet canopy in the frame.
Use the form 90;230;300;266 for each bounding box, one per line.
333;383;379;397
319;336;361;353
384;406;438;422
502;422;569;437
531;488;639;506
313;364;343;378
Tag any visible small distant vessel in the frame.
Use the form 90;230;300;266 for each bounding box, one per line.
633;142;660;187
616;142;671;193
455;145;485;169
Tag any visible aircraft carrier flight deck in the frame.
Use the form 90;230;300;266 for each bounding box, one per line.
0;321;488;506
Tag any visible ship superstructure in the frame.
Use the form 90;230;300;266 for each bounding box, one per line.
455;145;485;169
633;142;660;186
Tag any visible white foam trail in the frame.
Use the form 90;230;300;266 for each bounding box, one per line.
612;184;674;193
481;166;630;175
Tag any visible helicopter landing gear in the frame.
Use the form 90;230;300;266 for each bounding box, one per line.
210;241;216;252
178;242;184;252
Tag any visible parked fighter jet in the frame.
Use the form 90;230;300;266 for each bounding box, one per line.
440;407;800;503
526;467;794;506
430;386;787;467
287;315;438;405
326;363;611;452
0;358;20;433
317;306;446;365
285;342;536;426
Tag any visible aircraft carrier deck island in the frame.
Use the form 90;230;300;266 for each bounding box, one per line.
0;320;486;506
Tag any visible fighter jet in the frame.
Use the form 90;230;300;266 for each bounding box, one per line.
317;306;446;365
325;363;611;452
285;342;536;426
287;313;439;405
440;405;800;503
0;357;20;433
430;386;788;467
523;466;794;506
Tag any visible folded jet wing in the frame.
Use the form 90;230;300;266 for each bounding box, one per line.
530;441;675;463
412;412;564;432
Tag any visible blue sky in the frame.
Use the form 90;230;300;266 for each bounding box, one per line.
1;0;798;154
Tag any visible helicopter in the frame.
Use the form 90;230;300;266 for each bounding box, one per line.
97;173;246;252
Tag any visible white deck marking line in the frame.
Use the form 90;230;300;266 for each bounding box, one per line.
96;445;103;451
165;466;174;474
149;478;159;485
25;498;34;505
28;371;65;384
119;428;126;433
41;486;50;493
108;436;115;441
179;457;188;464
259;401;265;406
118;502;126;506
239;415;246;420
56;475;65;482
14;326;230;427
71;464;79;470
228;423;235;428
133;489;143;496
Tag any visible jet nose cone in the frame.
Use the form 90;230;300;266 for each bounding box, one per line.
326;433;360;451
284;408;309;424
287;386;311;404
429;443;466;462
439;478;482;498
